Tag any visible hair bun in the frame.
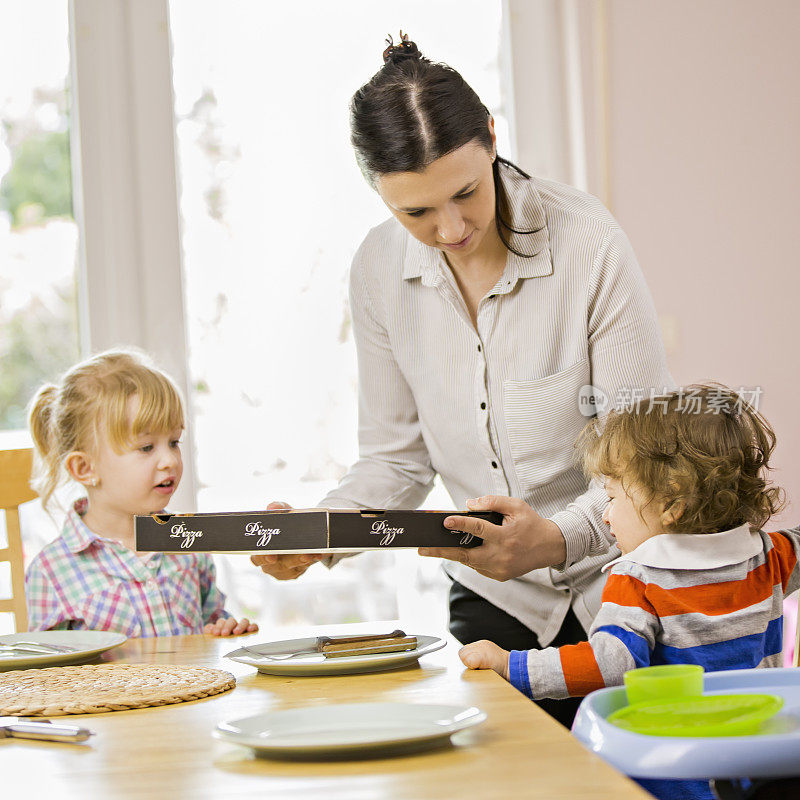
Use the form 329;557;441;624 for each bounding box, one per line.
382;31;421;65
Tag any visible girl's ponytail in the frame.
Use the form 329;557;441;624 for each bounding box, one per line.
28;384;61;510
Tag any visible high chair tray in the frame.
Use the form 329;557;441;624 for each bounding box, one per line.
571;667;800;780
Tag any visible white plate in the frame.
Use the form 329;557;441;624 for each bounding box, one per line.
214;701;487;758
224;634;445;676
0;630;128;671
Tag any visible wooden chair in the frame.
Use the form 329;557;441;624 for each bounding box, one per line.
0;448;37;632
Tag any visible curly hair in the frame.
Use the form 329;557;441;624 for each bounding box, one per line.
579;384;784;533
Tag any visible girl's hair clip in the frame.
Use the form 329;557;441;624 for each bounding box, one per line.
382;30;420;64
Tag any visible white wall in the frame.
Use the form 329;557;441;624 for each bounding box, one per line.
604;0;800;527
510;0;799;527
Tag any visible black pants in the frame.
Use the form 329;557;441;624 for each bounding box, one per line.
449;580;586;729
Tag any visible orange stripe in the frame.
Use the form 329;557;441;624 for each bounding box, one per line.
560;641;605;697
767;532;798;591
602;573;657;615
660;548;781;617
649;550;783;618
602;543;789;619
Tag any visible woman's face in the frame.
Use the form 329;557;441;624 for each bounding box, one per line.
375;136;498;264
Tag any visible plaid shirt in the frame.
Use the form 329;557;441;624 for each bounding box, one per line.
25;499;229;637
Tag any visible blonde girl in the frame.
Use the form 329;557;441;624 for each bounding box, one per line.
25;349;257;638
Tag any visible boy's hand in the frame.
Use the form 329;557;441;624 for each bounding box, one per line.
459;640;511;680
204;617;259;636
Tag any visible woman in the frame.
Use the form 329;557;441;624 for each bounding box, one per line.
252;35;671;726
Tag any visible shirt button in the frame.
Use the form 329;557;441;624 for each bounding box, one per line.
477;344;482;352
491;461;498;469
480;402;486;410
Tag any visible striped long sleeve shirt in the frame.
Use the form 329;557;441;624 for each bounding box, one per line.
25;499;229;637
509;525;800;700
322;164;672;644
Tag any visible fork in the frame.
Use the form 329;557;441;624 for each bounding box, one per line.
0;641;78;655
238;644;325;661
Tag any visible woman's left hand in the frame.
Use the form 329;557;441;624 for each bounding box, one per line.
204;617;259;636
419;495;567;581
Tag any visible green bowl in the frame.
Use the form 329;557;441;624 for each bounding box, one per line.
608;693;784;737
624;664;704;705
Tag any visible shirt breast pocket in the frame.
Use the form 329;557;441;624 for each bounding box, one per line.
503;358;591;493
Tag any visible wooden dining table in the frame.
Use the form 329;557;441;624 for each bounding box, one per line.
0;621;652;799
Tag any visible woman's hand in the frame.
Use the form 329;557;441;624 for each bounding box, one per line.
249;502;326;580
419;495;567;581
459;640;511;680
203;617;259;636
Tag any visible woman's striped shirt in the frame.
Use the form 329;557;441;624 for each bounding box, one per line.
322;165;672;642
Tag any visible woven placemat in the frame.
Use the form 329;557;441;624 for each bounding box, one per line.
0;663;236;716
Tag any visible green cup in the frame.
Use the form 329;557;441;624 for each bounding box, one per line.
624;664;704;706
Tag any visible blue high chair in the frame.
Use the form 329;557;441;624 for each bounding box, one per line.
571;668;800;799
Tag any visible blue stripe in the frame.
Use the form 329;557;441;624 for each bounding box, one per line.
595;625;651;668
652;617;783;671
508;650;533;699
635;778;714;800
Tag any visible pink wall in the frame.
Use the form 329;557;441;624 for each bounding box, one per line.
604;0;800;528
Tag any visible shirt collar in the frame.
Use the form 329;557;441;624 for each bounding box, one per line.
402;234;441;283
602;524;763;573
401;165;553;287
61;498;165;569
62;497;100;553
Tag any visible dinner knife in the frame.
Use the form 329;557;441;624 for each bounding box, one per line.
0;717;94;743
237;630;417;660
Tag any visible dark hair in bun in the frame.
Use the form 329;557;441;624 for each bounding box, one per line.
382;31;421;65
351;33;539;257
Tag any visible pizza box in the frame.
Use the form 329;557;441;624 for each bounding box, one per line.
134;508;500;554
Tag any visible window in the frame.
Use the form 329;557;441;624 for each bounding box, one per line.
168;0;508;628
0;2;79;433
0;1;77;632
